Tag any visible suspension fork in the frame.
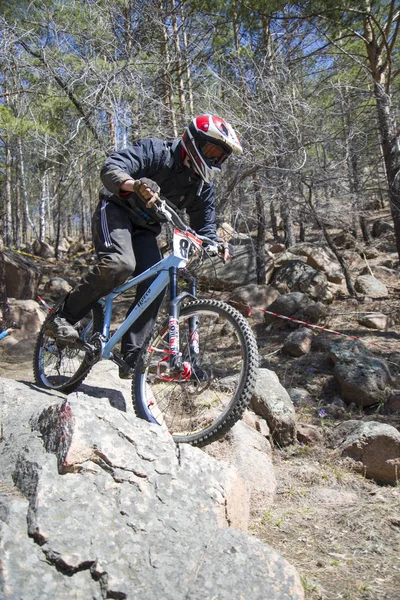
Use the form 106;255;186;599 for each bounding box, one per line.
168;267;198;372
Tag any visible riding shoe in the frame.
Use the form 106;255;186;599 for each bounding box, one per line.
119;349;140;379
44;316;79;343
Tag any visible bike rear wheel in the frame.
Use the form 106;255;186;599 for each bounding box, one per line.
33;304;104;394
133;299;259;446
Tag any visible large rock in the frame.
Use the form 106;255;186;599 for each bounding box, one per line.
283;327;313;357
271;260;333;303
43;277;72;301
204;420;277;510
330;342;393;407
198;245;257;290
372;220;394;238
32;239;54;259
354;275;388;298
228;284;280;319
2;249;42;300
0;379;304;600
5;299;46;341
264;292;309;327
251;369;297;447
330;420;400;484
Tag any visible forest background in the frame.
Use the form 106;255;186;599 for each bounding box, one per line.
0;0;399;286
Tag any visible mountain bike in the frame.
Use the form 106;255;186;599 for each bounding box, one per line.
33;198;259;446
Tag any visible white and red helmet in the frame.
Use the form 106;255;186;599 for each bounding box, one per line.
181;115;243;183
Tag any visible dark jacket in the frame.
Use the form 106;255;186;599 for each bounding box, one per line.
100;138;219;240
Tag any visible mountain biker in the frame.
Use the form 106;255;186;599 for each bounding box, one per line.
45;115;243;378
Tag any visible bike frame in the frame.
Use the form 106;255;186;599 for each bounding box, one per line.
96;226;203;368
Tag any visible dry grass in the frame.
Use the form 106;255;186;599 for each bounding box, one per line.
251;444;400;600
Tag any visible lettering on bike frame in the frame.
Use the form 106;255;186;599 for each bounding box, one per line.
100;227;204;361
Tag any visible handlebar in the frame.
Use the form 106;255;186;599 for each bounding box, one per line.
154;197;219;249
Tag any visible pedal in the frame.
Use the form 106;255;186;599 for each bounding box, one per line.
110;351;126;368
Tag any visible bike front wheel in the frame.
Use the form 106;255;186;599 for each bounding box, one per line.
33;304;104;394
133;299;259;446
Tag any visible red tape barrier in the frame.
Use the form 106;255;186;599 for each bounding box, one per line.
228;301;399;354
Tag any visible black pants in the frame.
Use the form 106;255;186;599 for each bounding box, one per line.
63;199;165;356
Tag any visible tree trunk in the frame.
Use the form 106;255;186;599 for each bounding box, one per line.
253;172;266;284
270;202;279;241
281;201;295;248
17;137;37;244
373;82;400;256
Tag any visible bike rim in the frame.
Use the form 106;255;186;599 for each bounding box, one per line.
137;307;247;439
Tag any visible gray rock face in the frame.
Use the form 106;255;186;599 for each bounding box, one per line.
251;369;297;447
354;275;388;298
198;245;257;290
228;284;280;319
204;420;277;510
264;292;310;328
358;312;393;331
0;379;304;600
330;343;393;407
43;277;72;301
330;420;400;484
3;249;42;300
283;327;313;357
271;260;333;304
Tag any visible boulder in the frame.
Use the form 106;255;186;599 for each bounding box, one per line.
3;249;42;300
198;245;257;290
5;299;45;342
228;284;280;319
251;368;297;447
358;312;393;331
264;292;310;328
31;239;54;259
297;424;323;445
330;420;400;484
330;342;393;407
383;390;400;415
332;232;357;249
204;420;276;510
372;220;394;238
0;379;304;600
354;275;388;298
283;327;313;357
271;260;333;303
43;277;72;301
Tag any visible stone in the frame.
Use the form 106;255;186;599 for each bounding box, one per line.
264;292;310;328
6;299;46;342
43;277;72;301
0;379;304;600
297;424;323;445
354;275;388;298
330;420;400;484
332;232;357;249
31;239;54;258
271;260;333;303
358;312;393;331
331;351;393;408
383;390;400;415
283;327;313;357
269;243;286;253
372;220;394;238
204;420;276;510
3;249;42;300
229;284;280;320
251;368;297;446
198;245;257;290
287;388;313;407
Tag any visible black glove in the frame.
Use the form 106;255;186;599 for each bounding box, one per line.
132;178;160;207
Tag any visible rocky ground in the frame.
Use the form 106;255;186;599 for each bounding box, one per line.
1;209;400;600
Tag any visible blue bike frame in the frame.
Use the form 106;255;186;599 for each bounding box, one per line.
100;252;186;359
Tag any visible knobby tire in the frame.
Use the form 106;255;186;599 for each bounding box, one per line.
132;299;259;446
33;304;104;394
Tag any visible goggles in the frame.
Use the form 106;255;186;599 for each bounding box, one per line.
201;142;231;166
